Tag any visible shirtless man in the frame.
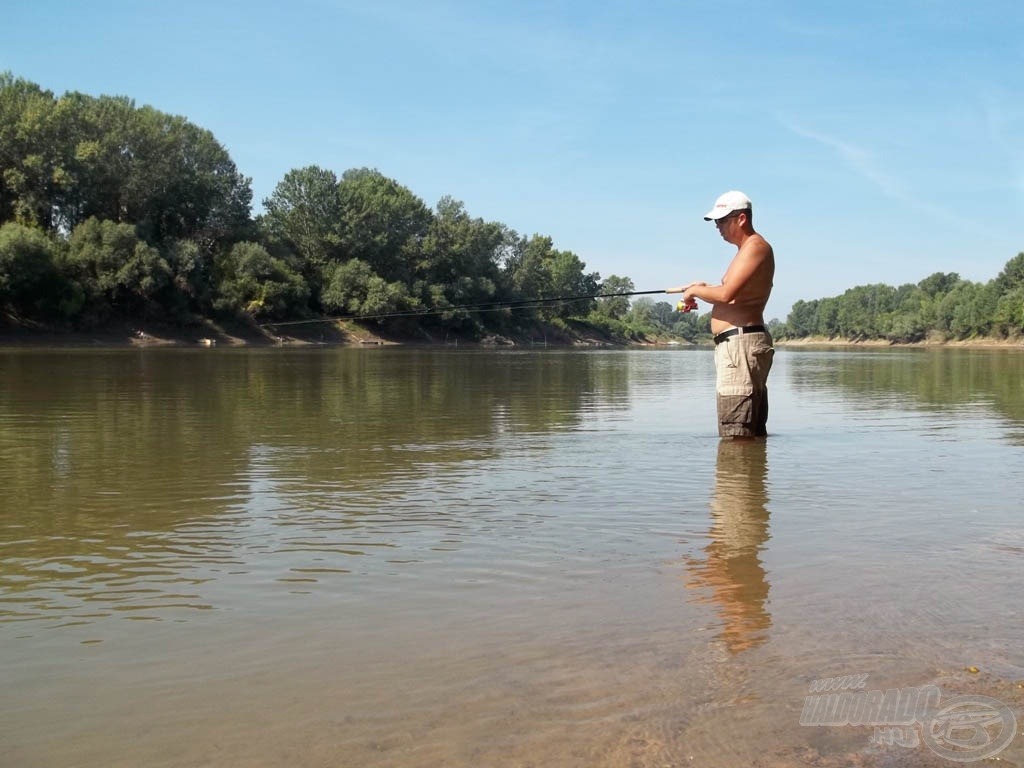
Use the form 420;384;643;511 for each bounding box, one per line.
667;191;775;437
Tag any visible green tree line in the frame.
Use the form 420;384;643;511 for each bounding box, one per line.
776;258;1024;342
0;73;653;339
9;73;1014;344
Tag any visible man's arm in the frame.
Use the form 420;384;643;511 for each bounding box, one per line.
673;238;770;305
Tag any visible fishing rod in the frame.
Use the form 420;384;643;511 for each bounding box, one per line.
260;289;670;328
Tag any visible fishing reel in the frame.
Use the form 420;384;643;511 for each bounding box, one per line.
676;298;698;313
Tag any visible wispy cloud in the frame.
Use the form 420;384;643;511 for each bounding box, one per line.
779;118;904;199
979;88;1024;199
778;117;984;234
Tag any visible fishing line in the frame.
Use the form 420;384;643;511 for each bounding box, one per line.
261;289;668;328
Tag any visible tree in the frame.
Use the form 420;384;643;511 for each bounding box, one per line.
160;238;215;318
882;311;926;343
672;310;710;342
596;275;634;319
500;234;600;322
917;271;961;297
413;197;509;328
994;253;1024;293
213;241;309;319
815;297;840;337
66;217;171;319
548;249;599;307
767;317;787;338
993;288;1024;337
49;92;137;232
261;165;343;281
786;299;819;337
947;282;995;338
626;297;654;326
504;234;553;301
0;74;66;229
321;258;409;318
0;76;252;248
830;283;903;339
0;222;64;316
121;105;252;247
648;300;678;329
337;168;432;284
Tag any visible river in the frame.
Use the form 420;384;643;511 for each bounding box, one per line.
1;346;1022;767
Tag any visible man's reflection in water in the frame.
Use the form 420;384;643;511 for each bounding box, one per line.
686;439;772;654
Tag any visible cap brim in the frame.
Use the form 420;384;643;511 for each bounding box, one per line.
703;205;749;221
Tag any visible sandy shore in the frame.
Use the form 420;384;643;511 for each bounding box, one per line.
0;318;420;349
0;317;667;349
776;335;1024;349
2;319;1021;351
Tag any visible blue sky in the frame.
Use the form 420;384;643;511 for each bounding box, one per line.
2;0;1022;318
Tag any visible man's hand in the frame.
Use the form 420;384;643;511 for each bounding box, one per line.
666;281;707;294
668;282;706;311
683;282;707;303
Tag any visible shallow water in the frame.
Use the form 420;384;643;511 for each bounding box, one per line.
1;347;1022;766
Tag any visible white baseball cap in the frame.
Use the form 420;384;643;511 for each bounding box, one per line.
703;190;752;221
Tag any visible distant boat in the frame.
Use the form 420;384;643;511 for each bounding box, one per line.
198;338;216;347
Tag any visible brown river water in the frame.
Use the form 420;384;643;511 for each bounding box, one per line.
1;347;1022;767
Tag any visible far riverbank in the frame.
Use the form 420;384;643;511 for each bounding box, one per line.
776;335;1024;349
0;317;658;350
3;318;1022;351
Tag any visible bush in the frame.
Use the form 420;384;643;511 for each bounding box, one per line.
0;222;63;316
66;218;172;320
213;241;310;319
321;258;409;318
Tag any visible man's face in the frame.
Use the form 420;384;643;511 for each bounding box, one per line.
714;210;742;242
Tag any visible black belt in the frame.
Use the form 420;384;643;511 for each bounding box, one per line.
713;325;767;345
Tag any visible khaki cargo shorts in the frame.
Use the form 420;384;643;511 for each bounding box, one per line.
714;331;774;437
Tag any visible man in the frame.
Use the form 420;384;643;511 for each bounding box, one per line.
668;191;775;437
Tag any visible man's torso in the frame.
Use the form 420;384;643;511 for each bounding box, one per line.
710;235;775;335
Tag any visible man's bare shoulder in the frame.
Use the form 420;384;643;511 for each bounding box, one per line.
740;233;773;260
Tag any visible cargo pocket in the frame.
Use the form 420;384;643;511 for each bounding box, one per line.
715;341;753;397
717;393;754;427
749;343;775;385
